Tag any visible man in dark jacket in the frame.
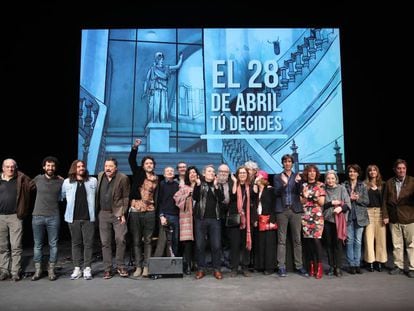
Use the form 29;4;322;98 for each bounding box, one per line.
0;158;31;281
273;154;308;277
193;164;224;280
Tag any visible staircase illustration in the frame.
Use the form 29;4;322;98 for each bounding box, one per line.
220;28;341;172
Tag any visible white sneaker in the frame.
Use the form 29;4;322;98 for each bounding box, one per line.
83;267;92;280
70;267;82;280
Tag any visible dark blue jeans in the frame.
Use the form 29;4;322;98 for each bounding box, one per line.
165;214;179;257
32;215;60;263
194;218;222;271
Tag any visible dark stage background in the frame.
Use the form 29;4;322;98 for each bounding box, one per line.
1;1;412;180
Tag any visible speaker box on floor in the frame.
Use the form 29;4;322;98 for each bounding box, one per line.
148;257;183;279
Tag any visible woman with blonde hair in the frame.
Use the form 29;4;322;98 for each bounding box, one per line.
253;170;277;275
323;170;351;277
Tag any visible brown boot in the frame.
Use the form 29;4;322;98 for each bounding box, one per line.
142;266;149;277
31;262;42;281
316;262;323;279
309;261;315;277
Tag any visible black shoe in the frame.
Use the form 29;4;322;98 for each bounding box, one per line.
278;267;287;277
183;263;191;275
185;267;191;275
389;266;403;275
297;267;309;277
367;263;374;272
356;267;363;274
327;266;334;276
375;263;383;272
334;267;342;277
229;270;238;277
349;267;356;275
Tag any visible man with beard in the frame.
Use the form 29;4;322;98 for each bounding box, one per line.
61;160;97;280
217;163;232;269
128;138;158;278
96;158;130;279
30;156;63;281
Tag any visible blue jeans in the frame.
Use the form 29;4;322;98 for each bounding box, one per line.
346;220;364;267
194;218;222;271
165;214;179;257
32;215;60;263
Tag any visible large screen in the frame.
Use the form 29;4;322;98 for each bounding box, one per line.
78;28;344;175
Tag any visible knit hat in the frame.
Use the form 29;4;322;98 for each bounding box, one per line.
257;170;268;181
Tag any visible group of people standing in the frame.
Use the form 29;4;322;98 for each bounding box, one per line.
0;146;413;282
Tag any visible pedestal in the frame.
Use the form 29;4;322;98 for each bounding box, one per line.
145;122;172;152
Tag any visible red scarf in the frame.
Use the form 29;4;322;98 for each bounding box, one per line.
335;212;347;244
237;184;251;251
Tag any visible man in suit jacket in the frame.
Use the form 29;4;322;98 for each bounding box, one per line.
273;154;308;277
96;157;130;279
383;159;414;278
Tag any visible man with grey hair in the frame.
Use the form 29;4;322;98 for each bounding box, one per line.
217;163;233;268
383;159;414;278
0;159;31;281
193;164;224;280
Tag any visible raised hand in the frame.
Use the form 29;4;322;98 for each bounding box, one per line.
133;138;142;148
231;173;237;183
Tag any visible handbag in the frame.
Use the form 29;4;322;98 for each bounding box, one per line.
225;213;241;227
258;214;277;231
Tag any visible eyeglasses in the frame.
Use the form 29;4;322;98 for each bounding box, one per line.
178;166;187;169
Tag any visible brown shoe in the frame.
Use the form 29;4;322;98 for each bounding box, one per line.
195;271;205;280
0;271;10;281
213;271;223;280
103;271;113;279
117;267;129;277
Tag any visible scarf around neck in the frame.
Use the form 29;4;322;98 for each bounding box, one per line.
237;183;251;251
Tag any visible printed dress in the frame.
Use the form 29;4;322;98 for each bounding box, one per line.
302;181;326;239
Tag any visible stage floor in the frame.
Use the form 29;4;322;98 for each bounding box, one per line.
0;240;413;310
